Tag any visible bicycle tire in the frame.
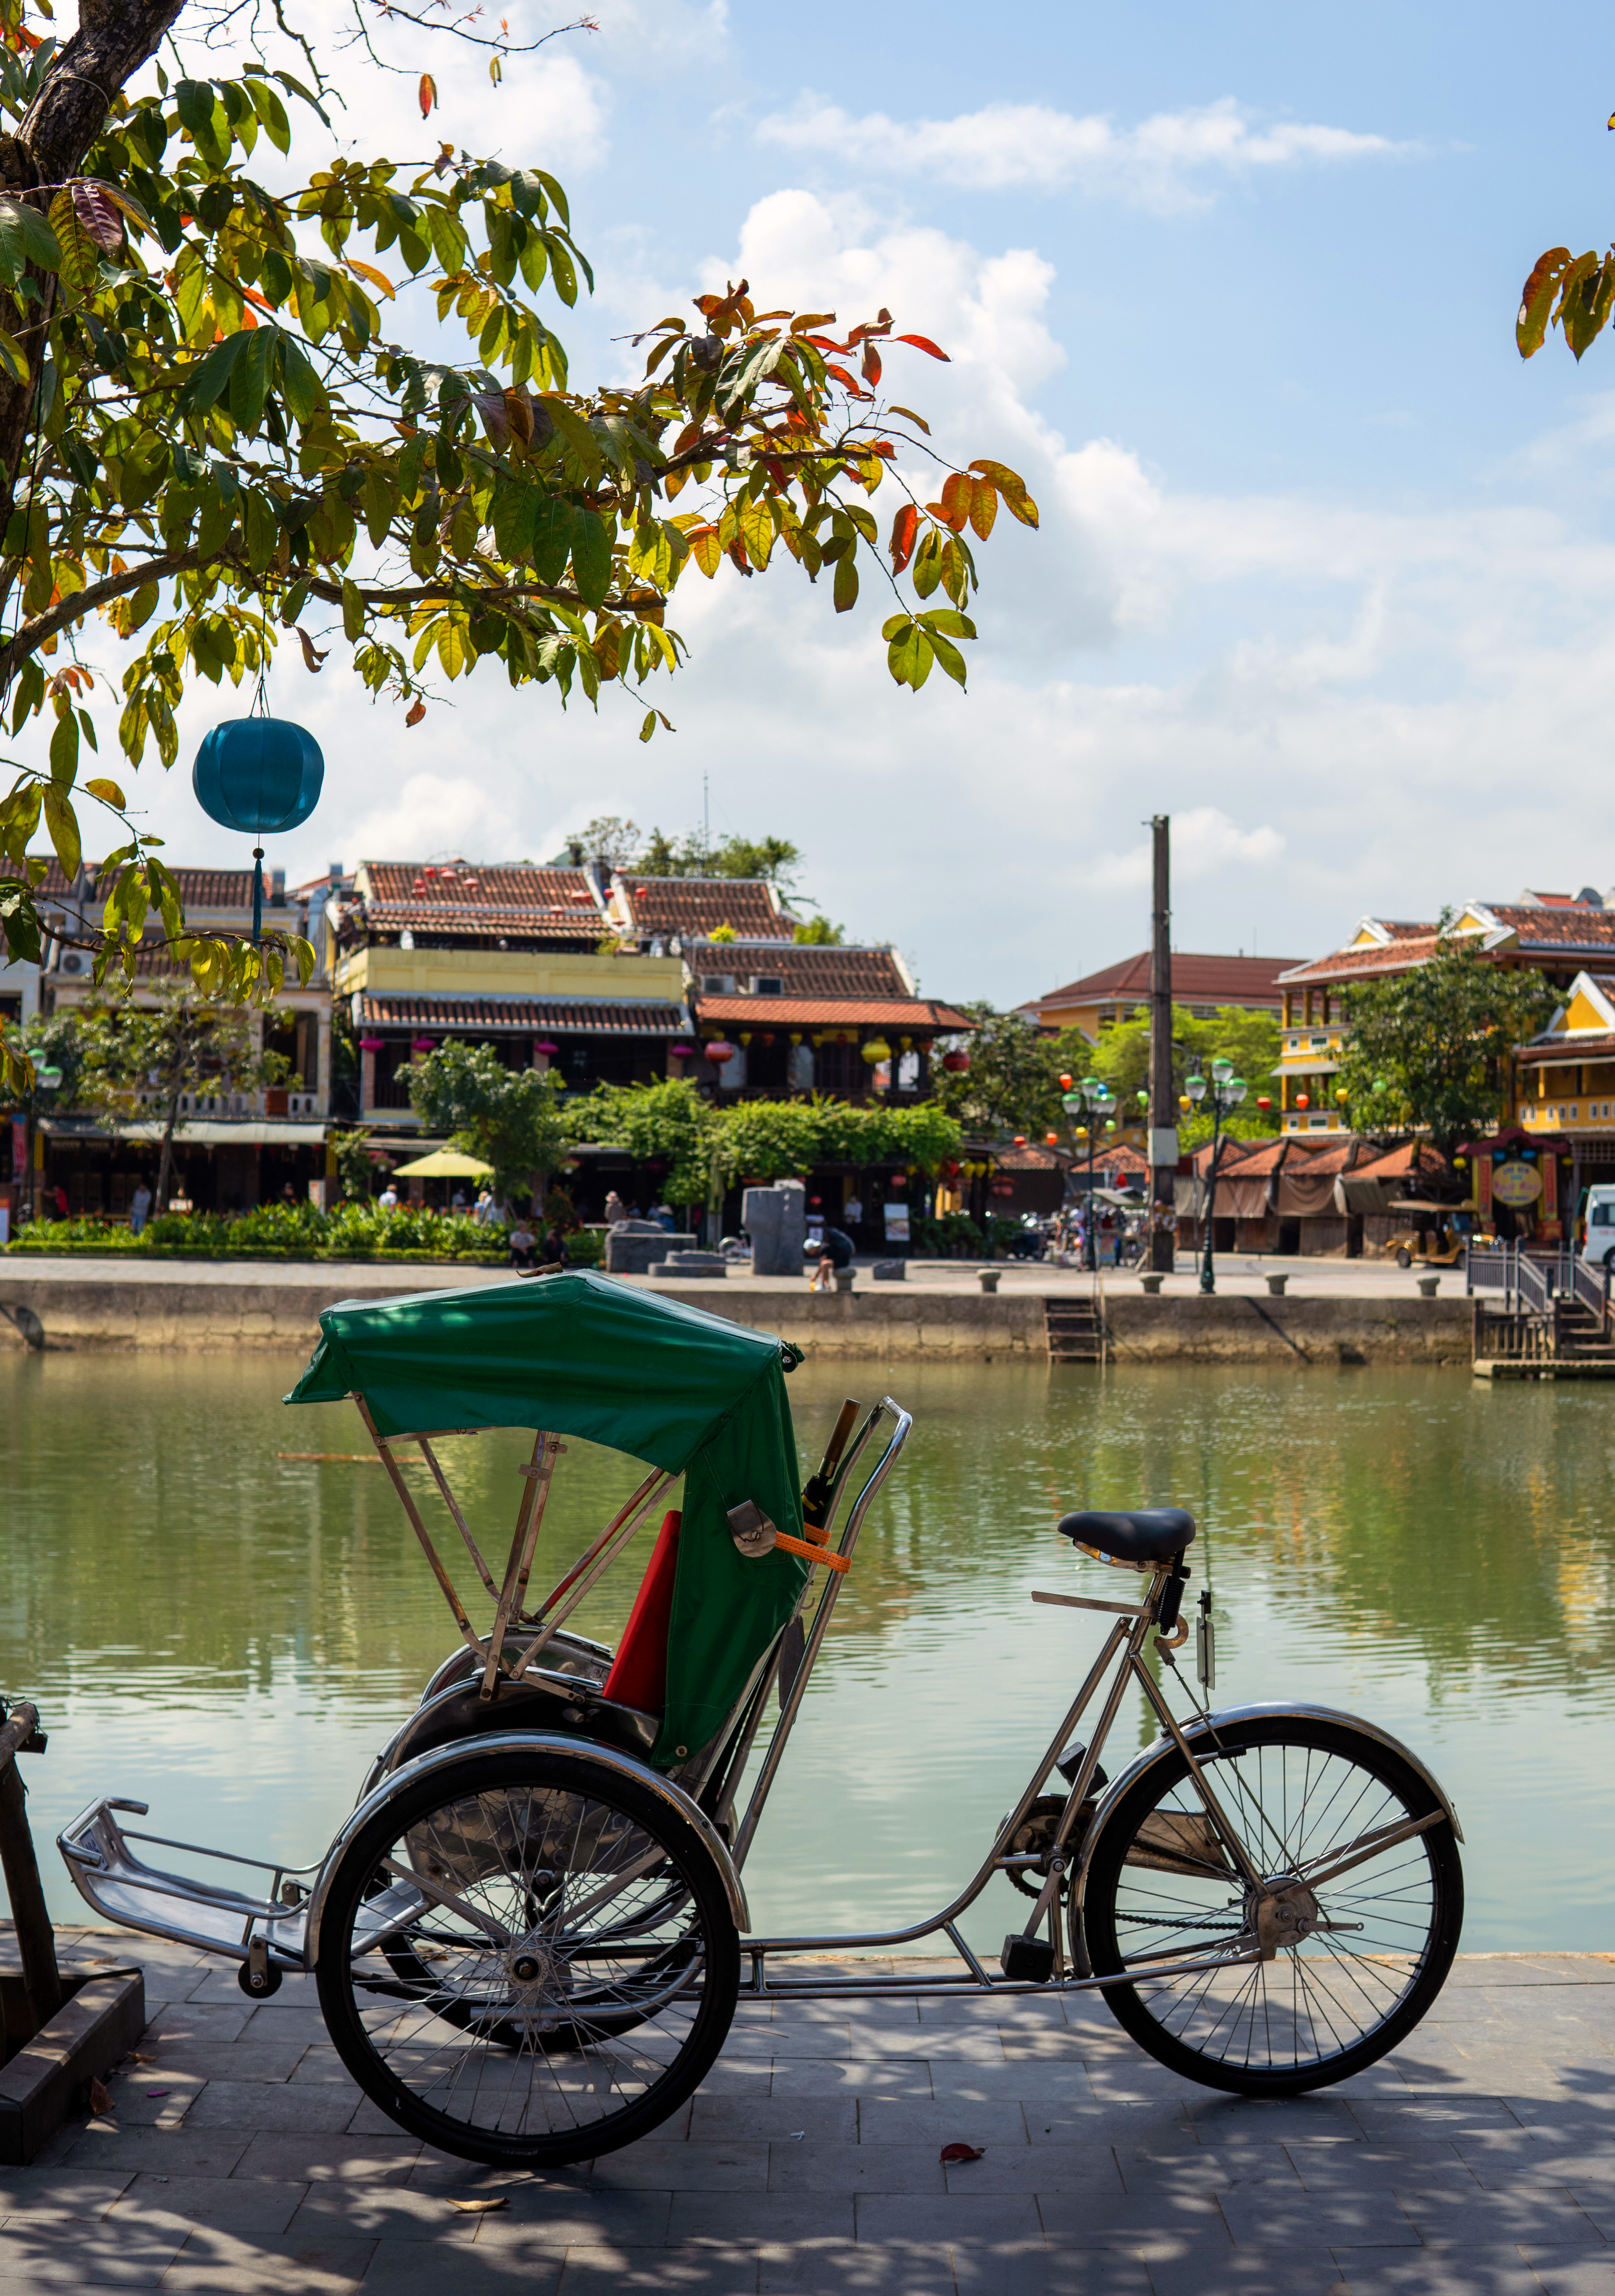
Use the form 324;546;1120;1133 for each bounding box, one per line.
1077;1714;1462;2096
316;1746;740;2166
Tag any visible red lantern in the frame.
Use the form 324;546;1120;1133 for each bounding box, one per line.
1296;1093;1309;1110
1045;1131;1059;1145
1013;1134;1026;1145
1059;1073;1073;1090
706;1040;736;1065
1257;1095;1271;1111
942;1049;970;1074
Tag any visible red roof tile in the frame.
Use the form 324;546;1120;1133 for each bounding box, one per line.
694;996;972;1030
362;862;597;911
354;994;687;1035
1034;950;1300;1011
689;944;912;998
618;877;794;940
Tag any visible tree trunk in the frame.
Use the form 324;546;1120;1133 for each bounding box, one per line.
156;1072;182;1211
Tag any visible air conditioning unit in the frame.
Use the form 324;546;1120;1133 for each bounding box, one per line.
701;973;736;994
749;976;784;995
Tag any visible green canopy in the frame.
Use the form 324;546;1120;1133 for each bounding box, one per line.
284;1271;807;1766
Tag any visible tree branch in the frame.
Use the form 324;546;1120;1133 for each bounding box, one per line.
0;540;214;684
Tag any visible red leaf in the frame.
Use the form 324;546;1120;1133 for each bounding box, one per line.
940;2143;984;2164
939;473;972;532
896;334;950;362
889;503;919;572
71;181;122;254
861;341;882;387
296;628;328;674
826;364;860;390
418;73;437;118
405;700;426;728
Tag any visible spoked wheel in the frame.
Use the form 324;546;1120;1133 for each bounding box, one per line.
316;1748;740;2166
1078;1715;1462;2095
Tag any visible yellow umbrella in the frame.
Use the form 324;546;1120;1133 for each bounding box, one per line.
390;1148;494;1178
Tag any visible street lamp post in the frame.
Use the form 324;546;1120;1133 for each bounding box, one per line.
1062;1075;1114;1271
1184;1058;1247;1295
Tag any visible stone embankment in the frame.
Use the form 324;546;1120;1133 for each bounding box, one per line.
0;1262;1473;1364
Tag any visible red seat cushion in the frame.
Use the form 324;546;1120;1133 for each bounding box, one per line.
601;1510;681;1715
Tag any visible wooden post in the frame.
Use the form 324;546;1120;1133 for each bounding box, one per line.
0;1703;61;2034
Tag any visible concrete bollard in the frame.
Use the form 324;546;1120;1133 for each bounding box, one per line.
870;1260;906;1281
1265;1273;1290;1297
1416;1273;1440;1298
977;1268;1002;1294
833;1269;856;1294
1139;1272;1164;1295
743;1181;807;1277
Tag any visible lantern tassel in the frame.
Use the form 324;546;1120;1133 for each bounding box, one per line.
252;845;263;944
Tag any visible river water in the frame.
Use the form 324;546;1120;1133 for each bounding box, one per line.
2;1350;1611;1952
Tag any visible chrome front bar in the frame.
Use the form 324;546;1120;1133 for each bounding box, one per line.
57;1797;314;1972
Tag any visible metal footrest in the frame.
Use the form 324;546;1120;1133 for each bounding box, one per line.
57;1798;312;1972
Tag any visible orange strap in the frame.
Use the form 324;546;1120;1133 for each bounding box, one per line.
772;1529;850;1573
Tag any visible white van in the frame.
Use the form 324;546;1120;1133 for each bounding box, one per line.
1581;1185;1615;1268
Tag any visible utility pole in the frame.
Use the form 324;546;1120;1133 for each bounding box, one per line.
1148;816;1176;1273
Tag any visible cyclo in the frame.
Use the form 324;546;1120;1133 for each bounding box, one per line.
59;1273;1464;2168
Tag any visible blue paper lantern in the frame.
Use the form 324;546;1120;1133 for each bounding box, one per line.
192;716;324;939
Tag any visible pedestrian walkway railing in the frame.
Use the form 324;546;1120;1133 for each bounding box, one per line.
1567;1250;1611;1331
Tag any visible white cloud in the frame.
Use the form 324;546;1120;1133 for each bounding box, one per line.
755;94;1410;212
1089;811;1286;891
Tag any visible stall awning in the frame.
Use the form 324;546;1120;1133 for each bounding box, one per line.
40;1117;328;1145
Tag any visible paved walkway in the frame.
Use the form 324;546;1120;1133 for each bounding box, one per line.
12;1933;1615;2292
2;1254;1468;1304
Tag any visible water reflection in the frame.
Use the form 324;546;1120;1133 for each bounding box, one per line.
3;1351;1612;1949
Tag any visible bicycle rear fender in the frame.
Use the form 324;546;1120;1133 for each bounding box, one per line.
1069;1698;1464;1911
303;1731;749;1968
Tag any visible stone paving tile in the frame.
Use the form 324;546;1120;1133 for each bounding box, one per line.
0;2170;135;2220
1531;2257;1615;2296
942;2147;1125;2194
854;2194;1043;2246
1035;2191;1231;2248
1284;2145;1480;2192
766;2143;942;2195
159;2229;378;2292
587;2143;767;2192
473;2191;673;2246
1216;2193;1423;2249
561;2246;755;2293
766;2060;935;2099
59;2129;253;2181
285;2187;479;2242
231;2135;420;2185
106;2176;306;2235
1145;2253;1346;2296
357;2241;564;2293
0;2222;188;2285
133;2040;310;2085
690;2099;854;2145
184;2085;359;2133
855;2100;1030;2148
1399;2189;1607;2246
1338;2256;1554;2295
666;2196;856;2247
1114;2146;1299;2192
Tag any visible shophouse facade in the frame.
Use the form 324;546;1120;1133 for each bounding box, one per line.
30;861;334;1214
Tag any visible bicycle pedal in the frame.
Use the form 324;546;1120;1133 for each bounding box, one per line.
1000;1933;1055;1984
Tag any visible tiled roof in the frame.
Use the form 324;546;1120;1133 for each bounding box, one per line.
361;862;598;912
360;908;605;945
1482;905;1615;950
1278;935;1447;986
994;1141;1071;1171
616;877;793;941
688;944;912;998
354;994;688;1036
1517;1032;1615;1063
1034;950;1299;1010
34;862;264;910
694;996;973;1030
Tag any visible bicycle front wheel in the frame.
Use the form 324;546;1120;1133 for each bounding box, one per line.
316;1747;740;2166
1077;1715;1462;2095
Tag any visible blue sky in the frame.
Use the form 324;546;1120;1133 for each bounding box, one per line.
115;0;1615;1000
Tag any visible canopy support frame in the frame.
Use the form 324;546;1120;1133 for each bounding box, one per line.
354;1395;488;1669
480;1431;562;1701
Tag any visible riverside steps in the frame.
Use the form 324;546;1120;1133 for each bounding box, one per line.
0;1257;1481;1365
8;1923;1615;2295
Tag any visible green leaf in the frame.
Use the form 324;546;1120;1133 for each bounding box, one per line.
276;331;322;426
341;578;364;640
42;786;79;876
927;629;967;687
0;196;61;284
832;551;858;613
886;622;933;689
244;75;292;153
83;776;126;807
229;325;274;432
738;497;774;570
0;328;28;384
639;709;657;742
919;607;977;639
182;329;249;414
46;189;98;301
492;479;536;561
570;505;612;606
1518;245;1573;358
48;708;78;788
244;490;277;574
530;495;571;584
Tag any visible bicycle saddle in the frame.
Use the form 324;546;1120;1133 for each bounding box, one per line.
1057;1508;1196;1565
